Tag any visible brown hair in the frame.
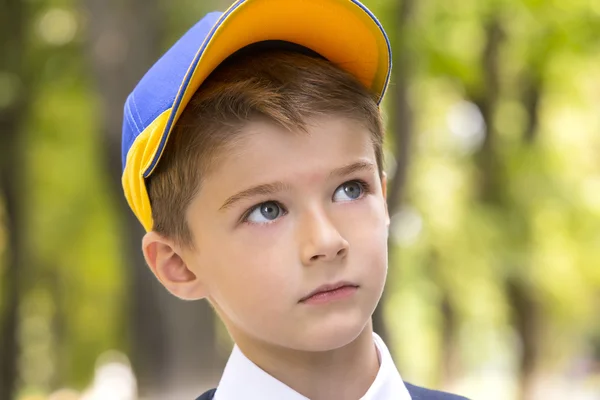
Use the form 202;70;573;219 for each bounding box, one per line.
147;45;384;246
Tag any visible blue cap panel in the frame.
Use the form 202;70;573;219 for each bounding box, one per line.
121;12;223;170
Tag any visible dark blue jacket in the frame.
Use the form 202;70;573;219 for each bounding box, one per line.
195;382;469;399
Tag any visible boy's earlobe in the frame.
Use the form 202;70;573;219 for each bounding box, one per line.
141;231;207;301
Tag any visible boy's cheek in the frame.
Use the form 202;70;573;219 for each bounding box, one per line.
340;200;388;239
206;241;296;292
346;205;389;265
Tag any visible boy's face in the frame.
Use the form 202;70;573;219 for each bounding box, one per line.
179;116;389;352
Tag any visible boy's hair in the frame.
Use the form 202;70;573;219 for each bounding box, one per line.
147;47;384;247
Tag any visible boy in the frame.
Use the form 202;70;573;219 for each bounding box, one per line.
121;0;469;399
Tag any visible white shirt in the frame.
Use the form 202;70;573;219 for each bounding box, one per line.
214;333;412;400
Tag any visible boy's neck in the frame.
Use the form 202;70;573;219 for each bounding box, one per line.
234;321;380;400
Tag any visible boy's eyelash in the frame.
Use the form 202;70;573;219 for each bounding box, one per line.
239;178;373;224
240;201;287;224
350;179;372;195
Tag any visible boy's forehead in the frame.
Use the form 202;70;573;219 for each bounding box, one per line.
205;116;376;184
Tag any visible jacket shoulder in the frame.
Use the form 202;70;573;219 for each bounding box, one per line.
405;382;470;400
194;388;216;400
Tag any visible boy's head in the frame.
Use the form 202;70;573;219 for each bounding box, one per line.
122;0;392;352
148;46;385;247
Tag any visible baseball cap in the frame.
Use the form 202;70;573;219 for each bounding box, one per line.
122;0;392;232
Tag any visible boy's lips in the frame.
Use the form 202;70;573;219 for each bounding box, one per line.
299;281;359;304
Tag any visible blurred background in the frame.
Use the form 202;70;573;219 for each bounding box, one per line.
1;0;599;399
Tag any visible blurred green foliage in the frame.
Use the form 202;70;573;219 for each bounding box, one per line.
0;0;599;399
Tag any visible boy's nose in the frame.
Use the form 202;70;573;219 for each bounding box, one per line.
299;210;349;266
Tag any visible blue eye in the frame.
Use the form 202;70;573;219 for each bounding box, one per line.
245;201;284;224
333;181;364;202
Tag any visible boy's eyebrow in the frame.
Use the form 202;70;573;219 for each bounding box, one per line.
219;182;291;211
329;160;376;179
219;161;376;211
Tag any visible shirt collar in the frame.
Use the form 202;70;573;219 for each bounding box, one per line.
213;333;412;400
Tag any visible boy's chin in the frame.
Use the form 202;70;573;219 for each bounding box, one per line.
290;314;372;352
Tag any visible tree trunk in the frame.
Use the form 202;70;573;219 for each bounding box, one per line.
473;17;504;205
507;279;541;400
49;264;67;390
373;0;417;349
0;110;26;400
0;0;27;399
473;16;544;400
512;69;544;400
521;73;542;145
425;250;461;387
439;293;460;386
82;0;222;397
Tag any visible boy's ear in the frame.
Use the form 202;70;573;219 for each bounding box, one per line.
381;172;390;228
141;231;207;301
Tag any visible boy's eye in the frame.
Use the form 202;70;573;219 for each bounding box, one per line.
245;201;285;224
333;181;364;202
